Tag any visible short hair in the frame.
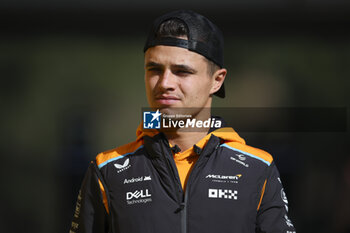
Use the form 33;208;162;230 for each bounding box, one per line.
156;19;219;76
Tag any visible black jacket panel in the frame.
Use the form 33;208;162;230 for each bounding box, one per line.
70;128;296;233
256;162;295;233
70;163;108;233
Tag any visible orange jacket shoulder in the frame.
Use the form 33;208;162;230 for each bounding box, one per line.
96;140;143;168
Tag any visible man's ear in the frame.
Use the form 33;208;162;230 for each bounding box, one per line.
210;68;227;95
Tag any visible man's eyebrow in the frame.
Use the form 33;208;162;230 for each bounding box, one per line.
145;62;197;73
145;62;162;68
172;64;197;73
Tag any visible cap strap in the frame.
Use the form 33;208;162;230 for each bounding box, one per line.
145;37;221;67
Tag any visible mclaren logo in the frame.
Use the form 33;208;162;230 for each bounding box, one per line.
206;174;242;180
206;174;242;184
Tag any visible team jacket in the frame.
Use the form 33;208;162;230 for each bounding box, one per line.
70;124;296;233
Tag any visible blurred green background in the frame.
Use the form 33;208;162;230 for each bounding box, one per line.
1;1;349;233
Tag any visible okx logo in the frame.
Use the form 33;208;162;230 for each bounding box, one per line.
208;189;238;200
143;109;161;129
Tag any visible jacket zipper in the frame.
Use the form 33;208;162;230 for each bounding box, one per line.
181;156;203;233
162;142;188;233
164;136;220;233
181;138;220;233
181;189;188;233
163;143;184;202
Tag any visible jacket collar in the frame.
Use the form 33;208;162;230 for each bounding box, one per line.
136;118;246;150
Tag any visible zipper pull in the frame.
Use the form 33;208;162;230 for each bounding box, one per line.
193;145;202;155
171;144;181;153
174;202;185;213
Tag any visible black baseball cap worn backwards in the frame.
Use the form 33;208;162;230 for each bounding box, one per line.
144;9;226;98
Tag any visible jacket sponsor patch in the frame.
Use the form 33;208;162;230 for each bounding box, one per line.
126;189;152;205
281;188;289;211
124;176;152;184
284;214;294;227
206;174;242;183
208;189;238;200
230;156;249;167
114;158;131;173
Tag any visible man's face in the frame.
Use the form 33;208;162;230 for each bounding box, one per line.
144;45;218;116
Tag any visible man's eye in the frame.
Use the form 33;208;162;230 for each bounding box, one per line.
148;68;160;71
147;68;163;73
175;70;192;75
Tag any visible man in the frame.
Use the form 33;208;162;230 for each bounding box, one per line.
70;10;296;233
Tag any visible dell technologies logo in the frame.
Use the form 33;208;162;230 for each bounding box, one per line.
126;189;152;205
208;189;238;200
126;189;151;200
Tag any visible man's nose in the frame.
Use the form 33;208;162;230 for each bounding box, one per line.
158;69;176;91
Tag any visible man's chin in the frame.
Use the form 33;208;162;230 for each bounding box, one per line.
158;107;178;116
149;106;182;116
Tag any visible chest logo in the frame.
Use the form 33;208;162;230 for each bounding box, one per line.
208;189;238;200
124;175;152;184
126;189;152;205
237;154;246;161
206;174;242;184
114;158;131;173
230;156;249;168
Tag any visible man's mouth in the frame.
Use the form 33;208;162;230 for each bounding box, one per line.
155;95;181;105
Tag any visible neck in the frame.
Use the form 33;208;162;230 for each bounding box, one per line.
161;108;212;152
164;130;209;152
